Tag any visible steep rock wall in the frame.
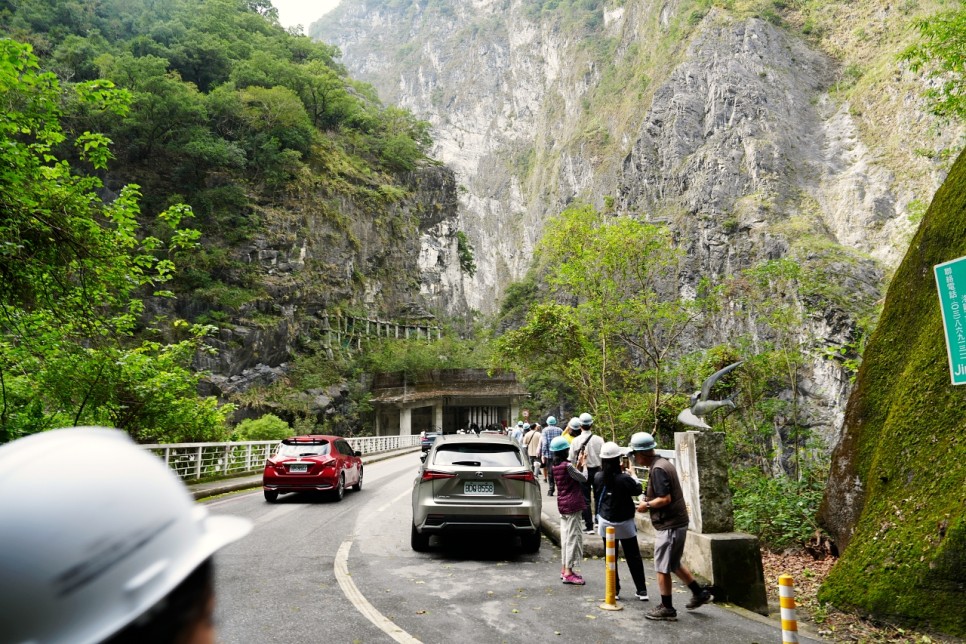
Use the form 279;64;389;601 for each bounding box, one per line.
190;165;465;395
817;148;966;636
313;0;960;446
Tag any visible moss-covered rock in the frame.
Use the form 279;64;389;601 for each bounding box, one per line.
817;149;966;636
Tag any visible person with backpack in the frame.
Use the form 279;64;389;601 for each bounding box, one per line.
570;412;604;533
593;441;649;602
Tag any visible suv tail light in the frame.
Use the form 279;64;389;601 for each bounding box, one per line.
502;471;537;484
421;469;457;481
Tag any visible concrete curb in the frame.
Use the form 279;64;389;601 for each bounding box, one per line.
539;511;606;557
190;447;422;501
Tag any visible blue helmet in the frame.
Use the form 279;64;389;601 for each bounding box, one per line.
629;432;656;451
549;436;571;453
546;416;557;426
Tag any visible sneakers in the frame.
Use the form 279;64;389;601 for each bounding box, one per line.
635;591;649;601
562;573;586;585
686;589;712;610
583;527;596;534
547;490;554;497
645;605;678;621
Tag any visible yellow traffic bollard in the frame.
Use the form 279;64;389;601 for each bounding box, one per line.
779;574;799;643
599;526;623;611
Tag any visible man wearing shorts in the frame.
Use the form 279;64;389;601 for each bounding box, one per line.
628;432;713;621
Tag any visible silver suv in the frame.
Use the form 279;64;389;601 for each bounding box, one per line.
411;434;542;552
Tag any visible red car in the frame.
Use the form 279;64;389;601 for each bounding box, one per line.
263;435;363;503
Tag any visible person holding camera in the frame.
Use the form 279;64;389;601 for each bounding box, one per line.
629;431;713;621
593;441;649;602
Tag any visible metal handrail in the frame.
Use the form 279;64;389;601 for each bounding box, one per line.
142;435;421;481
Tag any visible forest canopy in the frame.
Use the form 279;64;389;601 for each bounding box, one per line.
0;0;434;443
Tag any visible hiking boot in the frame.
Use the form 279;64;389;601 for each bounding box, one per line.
645;605;677;621
686;589;712;610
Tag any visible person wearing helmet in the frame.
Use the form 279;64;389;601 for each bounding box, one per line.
0;427;252;644
549;435;588;586
628;432;713;621
563;416;581;443
593;441;649;602
539;416;563;493
570;412;604;534
511;421;525;445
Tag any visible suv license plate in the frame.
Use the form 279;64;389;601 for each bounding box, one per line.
463;482;494;495
289;463;308;473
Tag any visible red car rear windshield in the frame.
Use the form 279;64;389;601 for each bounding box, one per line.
276;442;330;458
433;444;523;467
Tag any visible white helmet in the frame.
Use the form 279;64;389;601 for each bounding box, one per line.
579;412;594;427
0;427;252;644
567;417;582;431
600;441;628;459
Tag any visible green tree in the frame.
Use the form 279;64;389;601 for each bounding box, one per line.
498;204;701;438
233;413;292;440
0;39;230;443
901;10;966;120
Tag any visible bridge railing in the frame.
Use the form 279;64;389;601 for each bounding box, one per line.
142;435;421;482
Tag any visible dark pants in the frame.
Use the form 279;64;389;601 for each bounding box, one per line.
581;466;600;530
601;534;648;596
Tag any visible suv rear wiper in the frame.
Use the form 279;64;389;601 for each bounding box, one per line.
451;460;481;466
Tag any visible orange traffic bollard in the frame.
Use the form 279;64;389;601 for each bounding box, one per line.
600;526;623;611
779;574;799;643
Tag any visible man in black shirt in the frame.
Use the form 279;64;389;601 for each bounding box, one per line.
629;432;713;621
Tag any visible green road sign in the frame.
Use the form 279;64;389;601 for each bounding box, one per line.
935;257;966;385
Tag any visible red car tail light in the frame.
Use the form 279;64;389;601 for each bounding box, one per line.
421;470;457;481
502;471;537;484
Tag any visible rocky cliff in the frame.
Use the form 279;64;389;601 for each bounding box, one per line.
817;147;966;637
313;0;961;447
189;164;467;400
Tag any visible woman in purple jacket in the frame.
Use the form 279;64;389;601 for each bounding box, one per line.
550;436;588;585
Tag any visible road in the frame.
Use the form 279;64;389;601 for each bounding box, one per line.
207;451;822;643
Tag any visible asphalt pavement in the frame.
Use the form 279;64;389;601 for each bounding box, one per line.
189;448;823;642
186;448;608;556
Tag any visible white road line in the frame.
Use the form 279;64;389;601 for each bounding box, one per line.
335;540;422;644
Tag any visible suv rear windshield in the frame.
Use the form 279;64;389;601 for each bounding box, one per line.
433;444;523;467
276;442;330;457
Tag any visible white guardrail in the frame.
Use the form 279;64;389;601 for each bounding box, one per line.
143;435;421;482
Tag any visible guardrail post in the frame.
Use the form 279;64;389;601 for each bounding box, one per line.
779;575;799;643
600;526;622;611
195;446;203;479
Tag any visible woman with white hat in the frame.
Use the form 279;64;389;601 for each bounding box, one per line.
592;441;650;602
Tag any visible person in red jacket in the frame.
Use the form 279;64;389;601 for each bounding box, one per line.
550;435;588;585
